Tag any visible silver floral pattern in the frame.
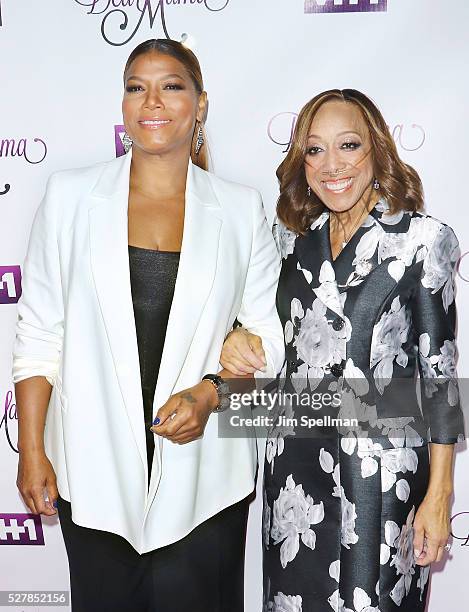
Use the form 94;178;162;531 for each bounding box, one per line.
270;474;324;568
263;198;463;611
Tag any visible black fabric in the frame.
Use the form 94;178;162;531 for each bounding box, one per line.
261;202;460;610
57;494;250;612
128;244;180;484
288;206;464;442
263;437;430;612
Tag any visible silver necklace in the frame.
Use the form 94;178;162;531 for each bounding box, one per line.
333;200;370;251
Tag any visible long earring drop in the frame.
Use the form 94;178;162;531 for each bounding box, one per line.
195;124;205;155
122;131;133;153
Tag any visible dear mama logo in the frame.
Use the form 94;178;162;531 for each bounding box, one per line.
268;113;424;153
74;0;231;46
305;0;387;13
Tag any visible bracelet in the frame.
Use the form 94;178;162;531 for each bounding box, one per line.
202;374;231;412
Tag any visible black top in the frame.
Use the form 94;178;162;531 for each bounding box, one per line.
128;244;180;486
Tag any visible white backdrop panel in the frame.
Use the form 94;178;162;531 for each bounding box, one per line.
0;1;467;610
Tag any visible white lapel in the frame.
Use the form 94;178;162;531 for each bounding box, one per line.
88;147;222;477
153;157;222;409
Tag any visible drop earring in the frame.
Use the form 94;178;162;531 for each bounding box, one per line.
307;185;311;197
373;178;380;190
195;124;204;155
122;131;133;153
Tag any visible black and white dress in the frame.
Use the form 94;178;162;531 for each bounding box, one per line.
262;199;464;612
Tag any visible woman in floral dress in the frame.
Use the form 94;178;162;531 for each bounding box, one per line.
221;89;465;611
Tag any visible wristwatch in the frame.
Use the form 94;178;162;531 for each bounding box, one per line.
202;374;231;412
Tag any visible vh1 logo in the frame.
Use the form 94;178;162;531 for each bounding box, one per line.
305;0;387;13
114;125;132;158
0;266;22;304
0;514;45;545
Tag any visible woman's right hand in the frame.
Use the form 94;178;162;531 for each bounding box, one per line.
220;327;267;375
17;450;58;516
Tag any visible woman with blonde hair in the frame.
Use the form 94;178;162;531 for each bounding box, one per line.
221;88;464;611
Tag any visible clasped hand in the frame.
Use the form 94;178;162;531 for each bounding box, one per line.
150;380;218;445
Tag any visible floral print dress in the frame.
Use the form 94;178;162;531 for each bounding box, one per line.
262;199;464;612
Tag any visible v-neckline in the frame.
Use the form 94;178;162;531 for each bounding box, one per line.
328;215;357;266
327;198;383;265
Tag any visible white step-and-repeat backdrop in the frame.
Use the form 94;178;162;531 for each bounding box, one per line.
1;1;468;610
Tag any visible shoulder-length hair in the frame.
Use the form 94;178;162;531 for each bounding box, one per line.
123;39;209;171
277;89;424;234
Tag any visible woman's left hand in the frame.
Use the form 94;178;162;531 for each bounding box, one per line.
413;492;451;566
220;327;266;375
150;381;218;444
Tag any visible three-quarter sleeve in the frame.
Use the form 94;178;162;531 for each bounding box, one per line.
411;223;465;444
11;173;64;386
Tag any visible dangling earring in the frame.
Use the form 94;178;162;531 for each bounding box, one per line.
373;178;380;190
122;131;133;153
307;185;311;197
195;123;205;155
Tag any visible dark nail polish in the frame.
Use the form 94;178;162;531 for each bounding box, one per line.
153;417;160;425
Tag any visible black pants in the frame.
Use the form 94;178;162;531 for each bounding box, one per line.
56;494;251;612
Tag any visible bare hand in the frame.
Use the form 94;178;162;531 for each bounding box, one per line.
17;449;58;516
413;493;451;566
220;327;266;375
150;381;218;444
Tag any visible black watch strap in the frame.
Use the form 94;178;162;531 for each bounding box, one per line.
202;374;231;412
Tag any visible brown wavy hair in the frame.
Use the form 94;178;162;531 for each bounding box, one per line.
277;89;424;234
123;39;209;171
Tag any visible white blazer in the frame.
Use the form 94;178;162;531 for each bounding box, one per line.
11;147;284;553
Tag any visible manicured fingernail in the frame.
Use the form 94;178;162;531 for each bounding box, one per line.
414;549;420;558
53;500;58;508
153;417;160;425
